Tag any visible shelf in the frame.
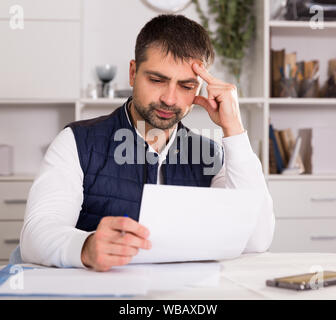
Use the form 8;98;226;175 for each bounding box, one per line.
0;99;76;105
78;97;336;106
269;98;336;105
79;98;128;106
268;174;336;181
0;97;265;107
269;20;336;29
0;174;35;182
80;97;265;106
0;98;127;106
239;97;265;104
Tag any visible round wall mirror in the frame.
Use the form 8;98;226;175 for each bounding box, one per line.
143;0;192;13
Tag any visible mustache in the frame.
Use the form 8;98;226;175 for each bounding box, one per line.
149;102;181;113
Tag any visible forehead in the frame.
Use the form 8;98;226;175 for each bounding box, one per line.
139;46;202;77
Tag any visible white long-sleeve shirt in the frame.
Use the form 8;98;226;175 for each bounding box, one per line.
20;112;275;268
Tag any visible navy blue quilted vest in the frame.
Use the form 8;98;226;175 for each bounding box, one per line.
66;98;224;231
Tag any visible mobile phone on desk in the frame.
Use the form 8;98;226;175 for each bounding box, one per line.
266;271;336;291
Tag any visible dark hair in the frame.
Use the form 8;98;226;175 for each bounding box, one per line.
135;14;214;70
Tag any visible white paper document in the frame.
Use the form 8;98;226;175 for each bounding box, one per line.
0;261;220;297
142;261;221;291
0;264;149;297
131;185;266;264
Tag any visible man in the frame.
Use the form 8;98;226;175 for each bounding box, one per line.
20;15;275;272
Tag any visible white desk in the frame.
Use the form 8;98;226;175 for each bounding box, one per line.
141;252;336;300
1;252;336;299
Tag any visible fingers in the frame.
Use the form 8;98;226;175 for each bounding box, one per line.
192;63;237;92
83;216;153;271
193;95;217;112
96;218;151;249
102;216;150;239
207;84;238;102
96;227;152;250
102;243;140;256
192;62;238;114
193;84;237;111
115;231;152;250
192;63;219;85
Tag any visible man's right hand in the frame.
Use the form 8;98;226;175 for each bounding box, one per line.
81;216;151;272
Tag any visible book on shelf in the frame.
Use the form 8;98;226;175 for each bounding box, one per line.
271;49;285;97
274;130;288;167
287;136;302;169
276;126;336;175
278;130;290;163
279;128;305;173
269;124;284;174
271;49;320;98
269;138;277;174
297;128;312;173
269;125;306;175
320;59;336;98
285;52;297;78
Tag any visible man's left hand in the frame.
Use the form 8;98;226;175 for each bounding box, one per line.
192;63;245;137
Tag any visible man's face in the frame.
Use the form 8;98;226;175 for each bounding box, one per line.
129;46;202;130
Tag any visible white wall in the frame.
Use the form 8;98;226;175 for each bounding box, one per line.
82;0;202;91
81;0;263;97
0;0;263;98
0;0;81;99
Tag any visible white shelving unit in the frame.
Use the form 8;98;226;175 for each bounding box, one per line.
268;98;336;105
269;175;336;181
264;1;336;253
269;20;336;29
1;0;336;262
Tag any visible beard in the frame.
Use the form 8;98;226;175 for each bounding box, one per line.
132;99;185;130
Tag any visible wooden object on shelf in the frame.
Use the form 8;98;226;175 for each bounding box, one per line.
298;128;312;174
321;59;336;97
272;127;308;175
286;128;306;173
329;59;336;78
274;129;288;167
271;49;285;97
279;129;291;163
287;136;302;170
285;52;297;77
269;124;284;174
271;46;322;98
296;61;304;82
269;138;278;174
300;60;320;97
